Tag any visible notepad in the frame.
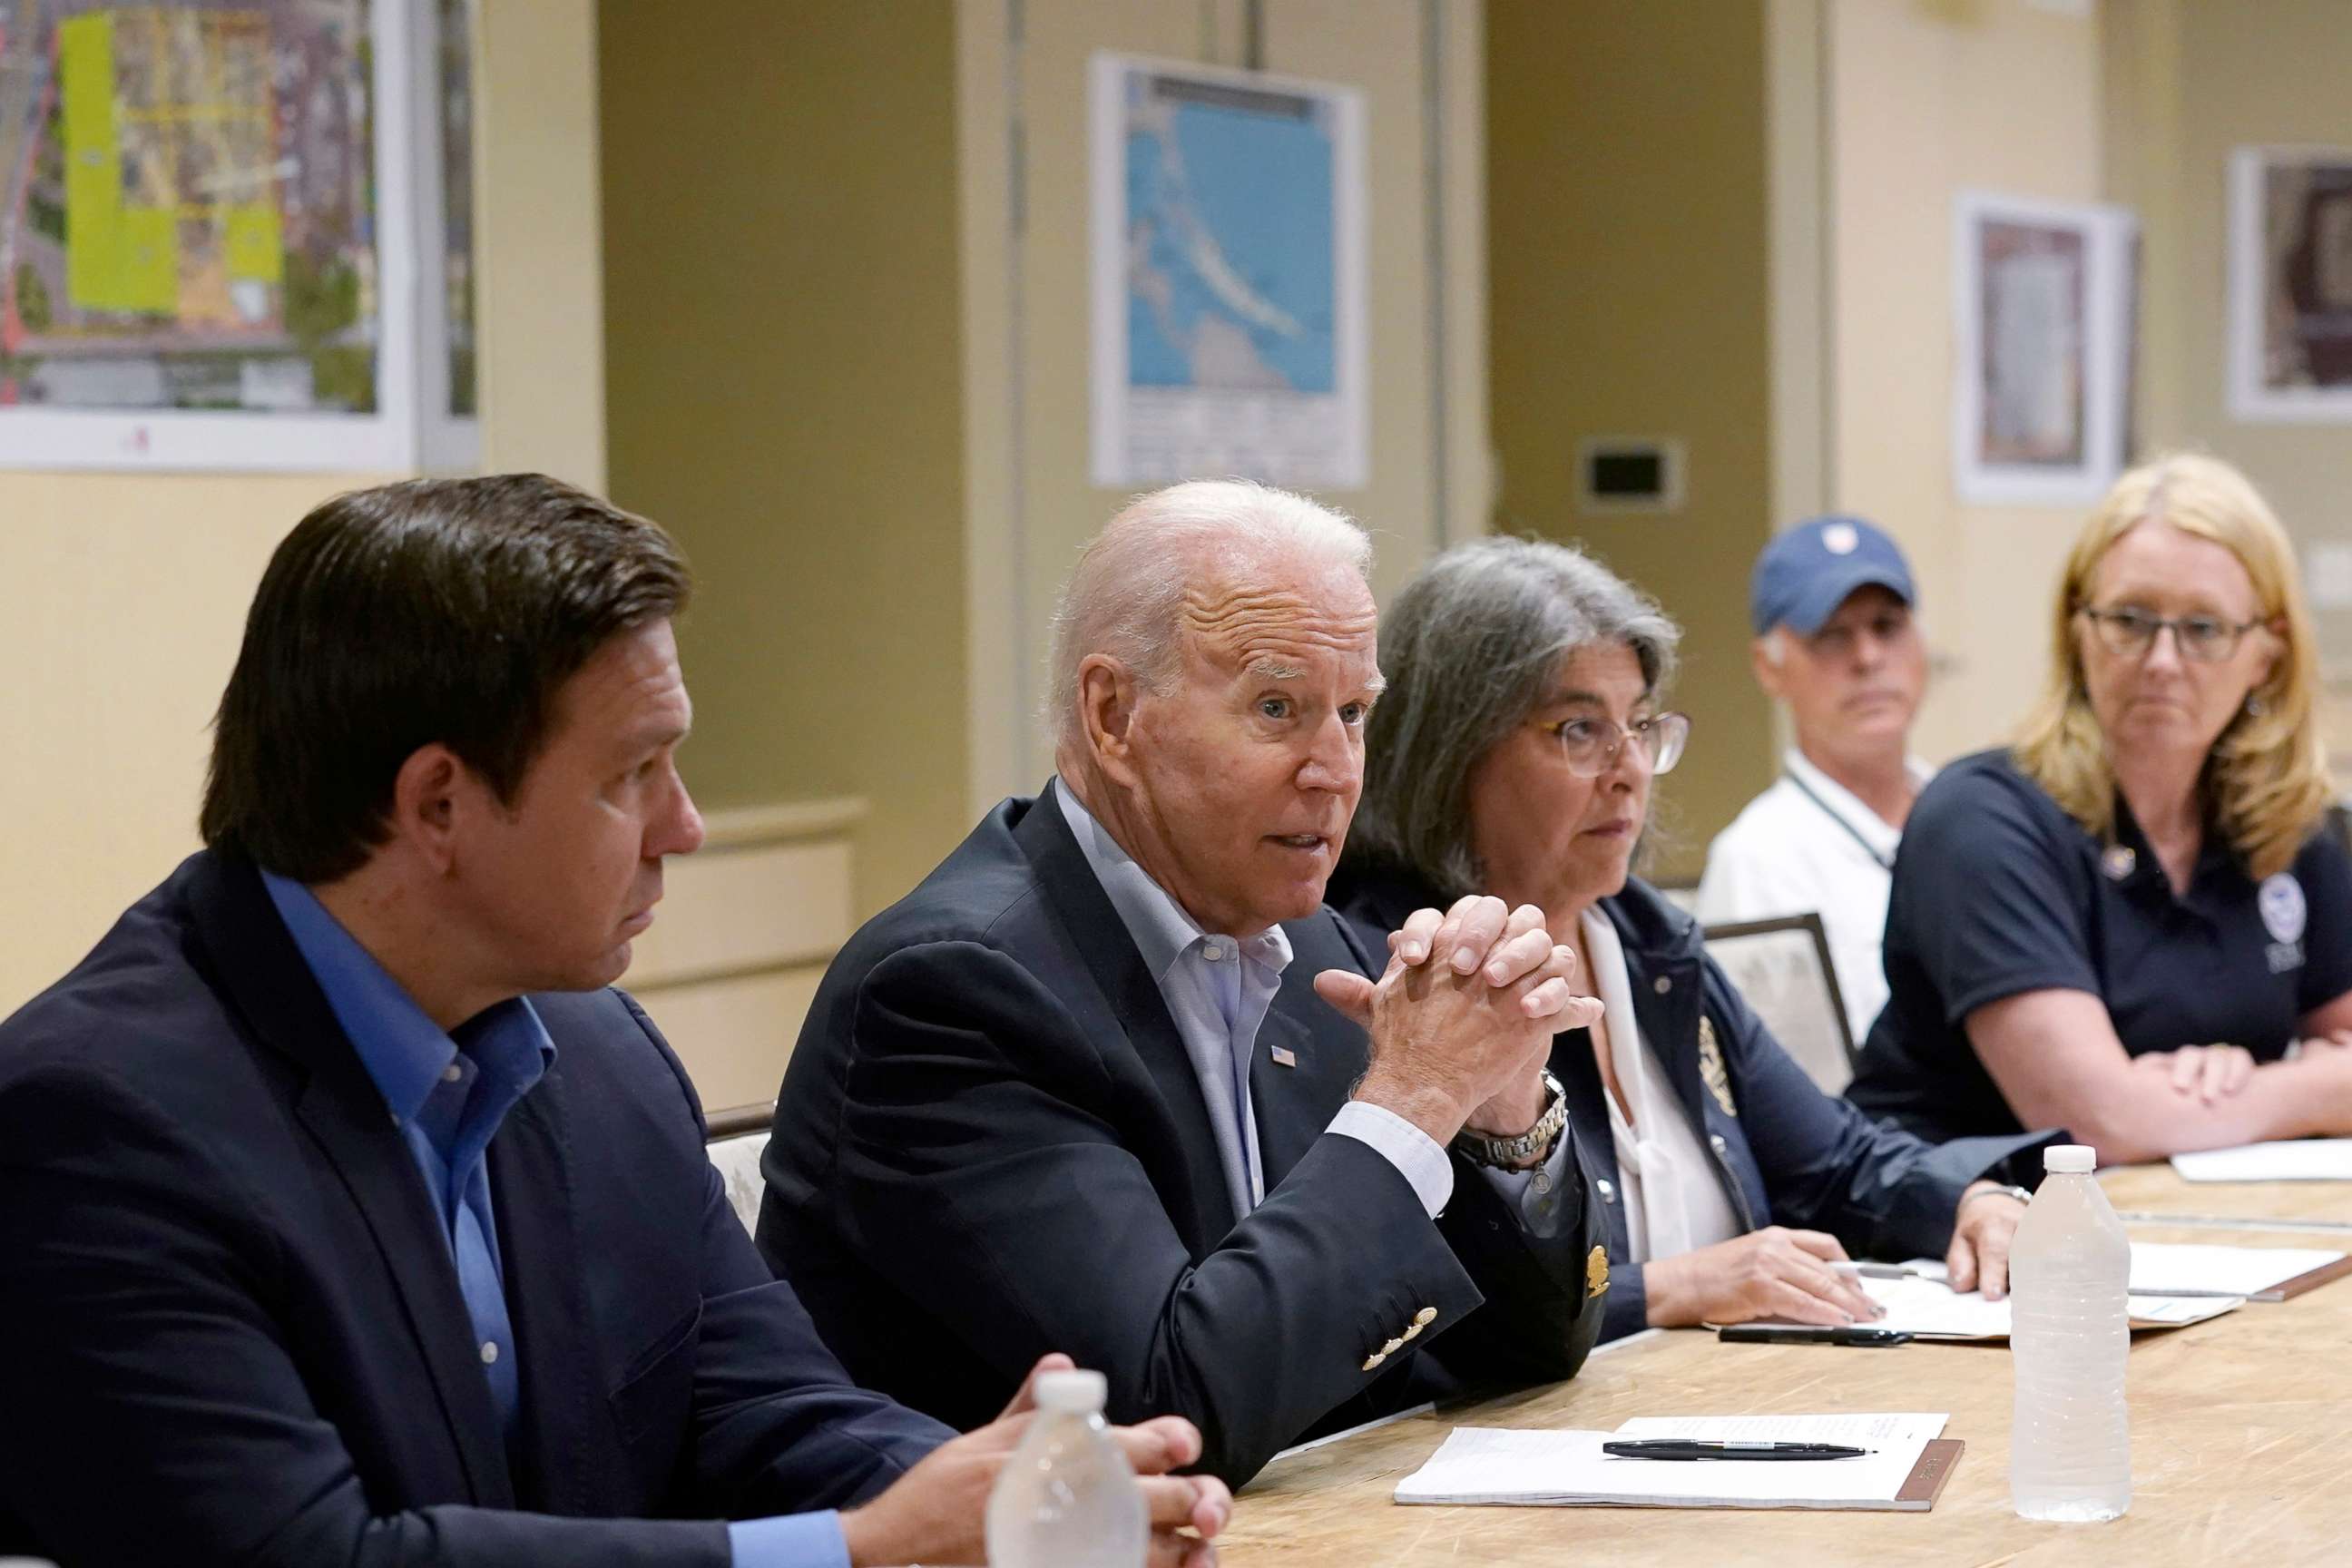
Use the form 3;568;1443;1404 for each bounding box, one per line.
1394;1413;1958;1511
1810;1259;2242;1340
2126;1241;2350;1299
2172;1139;2352;1182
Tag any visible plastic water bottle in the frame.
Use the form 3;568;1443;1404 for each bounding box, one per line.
985;1368;1149;1567
2008;1143;2132;1521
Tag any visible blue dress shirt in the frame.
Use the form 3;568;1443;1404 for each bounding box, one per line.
262;875;848;1568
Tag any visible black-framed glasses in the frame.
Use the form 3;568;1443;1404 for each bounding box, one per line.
1537;711;1690;778
2077;605;2268;665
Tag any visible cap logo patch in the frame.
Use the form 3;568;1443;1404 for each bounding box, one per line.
1821;523;1859;555
2260;873;2308;945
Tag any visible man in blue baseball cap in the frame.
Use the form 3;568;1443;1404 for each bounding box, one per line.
1696;515;1932;1046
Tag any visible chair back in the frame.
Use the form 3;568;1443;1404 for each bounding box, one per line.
705;1102;776;1240
1700;913;1857;1095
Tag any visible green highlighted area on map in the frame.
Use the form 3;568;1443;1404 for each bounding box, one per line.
61;14;177;313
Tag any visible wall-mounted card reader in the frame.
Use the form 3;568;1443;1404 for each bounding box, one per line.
1576;437;1685;514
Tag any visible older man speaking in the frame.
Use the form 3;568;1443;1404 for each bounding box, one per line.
761;481;1612;1485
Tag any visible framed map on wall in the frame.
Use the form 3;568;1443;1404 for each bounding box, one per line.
0;0;472;471
1087;52;1367;490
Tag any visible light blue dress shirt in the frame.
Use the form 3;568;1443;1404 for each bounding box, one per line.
262;875;847;1568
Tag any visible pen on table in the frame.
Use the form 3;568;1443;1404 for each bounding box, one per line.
1717;1325;1913;1346
1602;1440;1871;1462
1831;1260;1920;1279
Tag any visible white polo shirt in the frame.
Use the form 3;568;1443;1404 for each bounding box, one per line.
1694;750;1933;1043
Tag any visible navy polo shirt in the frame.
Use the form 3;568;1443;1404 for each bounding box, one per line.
1847;749;2352;1142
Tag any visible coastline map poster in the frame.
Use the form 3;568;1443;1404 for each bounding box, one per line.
1089;52;1367;491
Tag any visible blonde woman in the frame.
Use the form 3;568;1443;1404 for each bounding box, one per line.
1848;456;2352;1160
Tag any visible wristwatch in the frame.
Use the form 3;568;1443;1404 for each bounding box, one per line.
1451;1071;1569;1170
1962;1182;2032;1210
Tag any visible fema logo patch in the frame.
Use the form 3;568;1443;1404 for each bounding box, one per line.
2260;874;2308;945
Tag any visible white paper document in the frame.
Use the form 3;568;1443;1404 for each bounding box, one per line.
1847;1259;2242;1338
2125;1241;2344;1298
1394;1413;1946;1510
2171;1139;2352;1182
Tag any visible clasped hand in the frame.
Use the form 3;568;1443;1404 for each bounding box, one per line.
1313;895;1604;1146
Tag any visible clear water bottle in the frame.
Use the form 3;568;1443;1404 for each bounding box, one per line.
2008;1143;2132;1521
985;1367;1148;1568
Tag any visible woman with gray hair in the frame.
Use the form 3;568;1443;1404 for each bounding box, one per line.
1330;537;2050;1341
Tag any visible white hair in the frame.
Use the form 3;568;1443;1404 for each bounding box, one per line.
1047;479;1372;749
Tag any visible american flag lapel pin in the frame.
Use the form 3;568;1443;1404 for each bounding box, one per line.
1269;1044;1298;1069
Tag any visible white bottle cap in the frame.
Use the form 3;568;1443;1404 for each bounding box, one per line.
2043;1143;2095;1174
1034;1368;1110;1415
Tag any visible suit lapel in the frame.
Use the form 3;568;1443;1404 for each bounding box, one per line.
188;852;516;1508
1013;786;1232;1247
489;1073;600;1514
1252;915;1370;1187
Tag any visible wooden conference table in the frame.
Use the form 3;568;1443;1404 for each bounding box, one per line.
1219;1164;2352;1565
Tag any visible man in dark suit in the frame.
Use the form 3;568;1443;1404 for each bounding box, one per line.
762;480;1615;1485
0;475;1227;1567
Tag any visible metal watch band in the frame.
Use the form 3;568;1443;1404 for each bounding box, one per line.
1962;1182;2032;1208
1451;1071;1569;1169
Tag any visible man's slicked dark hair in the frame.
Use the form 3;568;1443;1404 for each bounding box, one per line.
201;474;691;883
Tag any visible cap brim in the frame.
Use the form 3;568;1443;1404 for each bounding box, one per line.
1773;567;1914;636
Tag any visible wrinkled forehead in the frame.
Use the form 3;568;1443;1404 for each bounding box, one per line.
1178;555;1380;679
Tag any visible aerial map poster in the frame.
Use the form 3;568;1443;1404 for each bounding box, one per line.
1089;52;1367;491
0;0;414;468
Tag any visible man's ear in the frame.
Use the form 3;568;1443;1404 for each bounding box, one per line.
1749;634;1788;701
387;743;471;875
1077;653;1146;789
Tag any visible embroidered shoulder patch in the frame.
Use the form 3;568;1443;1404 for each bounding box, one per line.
1697;1016;1738;1117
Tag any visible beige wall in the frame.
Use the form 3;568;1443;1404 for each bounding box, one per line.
1825;0;2104;764
2105;0;2352;755
599;2;969;917
2;0;606;1015
1486;0;1775;880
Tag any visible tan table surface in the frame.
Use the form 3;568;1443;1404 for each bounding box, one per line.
1220;1163;2352;1564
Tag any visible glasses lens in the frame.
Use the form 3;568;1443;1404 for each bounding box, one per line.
1649;713;1690;775
2178;620;2232;662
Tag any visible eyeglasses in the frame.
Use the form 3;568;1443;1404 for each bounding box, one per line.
2077;605;2269;665
1536;711;1690;778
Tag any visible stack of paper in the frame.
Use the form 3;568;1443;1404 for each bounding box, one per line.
1828;1242;2346;1338
1394;1413;1953;1511
2171;1140;2352;1181
2127;1241;2347;1299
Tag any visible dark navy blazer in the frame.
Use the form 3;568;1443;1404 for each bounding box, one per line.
1334;863;2053;1340
760;787;1609;1485
0;850;948;1567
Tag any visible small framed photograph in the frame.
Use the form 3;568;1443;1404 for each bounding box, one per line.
1951;191;2138;506
2229;146;2352;423
1949;191;2136;507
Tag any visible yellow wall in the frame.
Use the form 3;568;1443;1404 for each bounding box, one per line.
2106;0;2352;755
2;0;606;1015
1826;0;2104;763
1485;0;1774;879
599;1;969;918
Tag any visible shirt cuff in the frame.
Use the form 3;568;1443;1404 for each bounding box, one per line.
728;1510;850;1568
1475;1129;1579;1239
1329;1101;1454;1217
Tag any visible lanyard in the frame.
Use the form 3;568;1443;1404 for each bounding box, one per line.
1782;769;1896;872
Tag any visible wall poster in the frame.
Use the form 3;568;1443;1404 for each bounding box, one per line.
1951;191;2138;506
2230;145;2352;424
1088;51;1367;491
0;0;472;471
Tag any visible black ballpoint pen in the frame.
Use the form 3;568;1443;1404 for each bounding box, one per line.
1718;1325;1912;1347
1602;1440;1871;1462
